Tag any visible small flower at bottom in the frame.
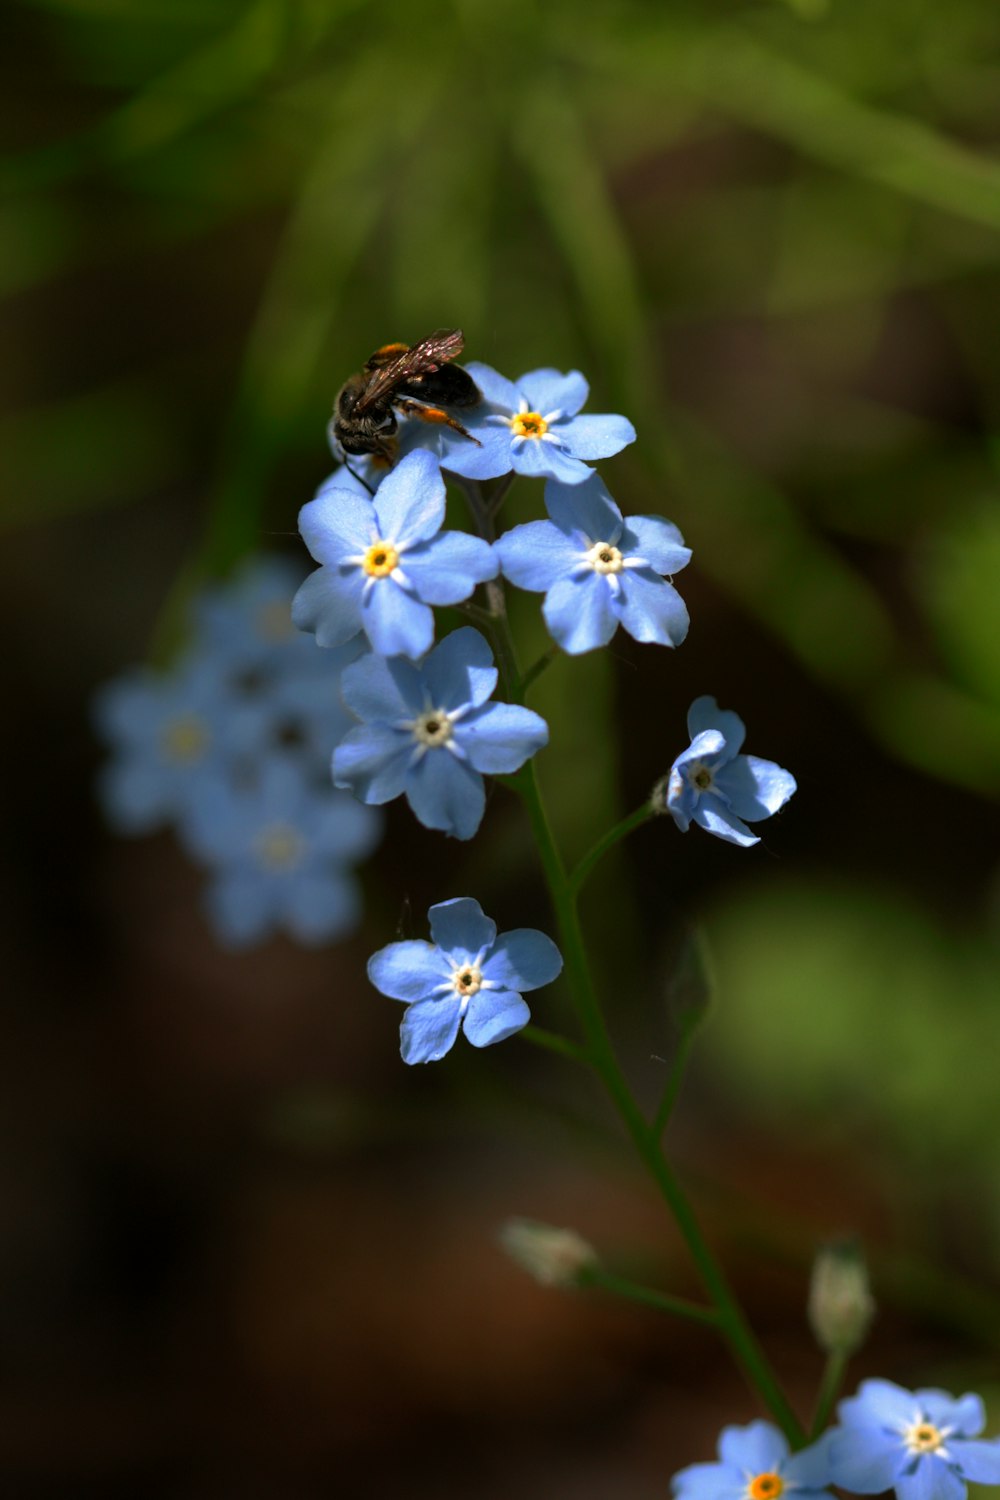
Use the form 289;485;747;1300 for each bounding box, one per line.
656;695;796;847
827;1379;1000;1500
332;626;548;840
672;1420;834;1500
368;896;563;1064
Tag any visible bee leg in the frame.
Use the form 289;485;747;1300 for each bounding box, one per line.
395;398;482;446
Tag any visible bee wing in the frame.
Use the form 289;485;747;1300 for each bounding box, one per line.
353;329;465;414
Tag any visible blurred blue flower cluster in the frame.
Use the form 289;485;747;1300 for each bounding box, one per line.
94;557;383;948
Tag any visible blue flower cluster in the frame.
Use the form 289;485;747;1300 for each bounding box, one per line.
671;1383;1000;1500
94;557;382;948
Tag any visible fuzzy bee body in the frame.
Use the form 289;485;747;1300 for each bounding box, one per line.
332;329;482;461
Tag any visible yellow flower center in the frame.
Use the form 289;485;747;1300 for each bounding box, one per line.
161;714;209;764
906;1423;945;1454
254;821;304;871
452;964;483;998
585;540;624;575
691;765;714;792
255;600;294;641
363;540;399;577
510;411;549;439
748;1475;784;1500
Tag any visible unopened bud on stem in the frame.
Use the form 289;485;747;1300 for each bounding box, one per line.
808;1238;874;1355
499;1218;598;1288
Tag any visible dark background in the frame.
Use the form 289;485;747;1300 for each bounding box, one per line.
4;1;1000;1494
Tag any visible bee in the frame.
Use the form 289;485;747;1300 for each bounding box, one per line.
331;328;483;463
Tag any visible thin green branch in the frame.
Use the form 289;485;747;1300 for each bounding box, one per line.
520;1024;592;1068
810;1349;849;1438
519;644;559;696
579;1265;719;1328
650;1013;702;1141
569;803;654;896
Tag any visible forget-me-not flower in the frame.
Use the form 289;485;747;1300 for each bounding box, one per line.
193;556;318;680
418;363;636;485
186;755;382;948
368;896;563;1063
293;448;498;659
660;696;796;847
672;1420;834;1500
332;627;548;840
495;473;691;653
827;1380;1000;1500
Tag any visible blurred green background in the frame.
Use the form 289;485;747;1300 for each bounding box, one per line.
4;1;1000;1495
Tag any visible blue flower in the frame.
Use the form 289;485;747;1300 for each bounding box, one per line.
495;473;691;653
672;1420;833;1500
368;896;563;1063
827;1380;1000;1500
415;363;636;485
193;556;320;680
332;626;548;840
662;696;796;847
293;448;498;659
92;655;263;839
186;755;382;948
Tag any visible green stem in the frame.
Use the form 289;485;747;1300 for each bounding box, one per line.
569;802;655;896
519;644;559;696
810;1349;849;1438
521;1024;592;1068
650;1013;701;1140
579;1265;719;1328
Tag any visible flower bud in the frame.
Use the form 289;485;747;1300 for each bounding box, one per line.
499;1218;598;1288
808;1239;874;1355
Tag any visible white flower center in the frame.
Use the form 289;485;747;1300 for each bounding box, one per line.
904;1421;949;1456
411;709;454;748
688;761;715;795
503;398;564;445
450;962;483;999
254;821;304;871
584;540;624;575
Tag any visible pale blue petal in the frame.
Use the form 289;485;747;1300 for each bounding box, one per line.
545;474;623;545
405;750;485;840
428;897;496;960
694;794;759;846
372;449;445;546
495;520;582;592
828;1428;904;1493
92;672;161;743
481;929;562;991
559;412;636;460
435;423;513;481
950;1440;1000;1482
784;1432;835;1489
513;436;592;484
463;990;531;1047
97;760;172;833
686;696;747;756
673;729;727;770
369;940;452;1001
920;1393;985;1437
361;578;434;658
402;532;498;603
310;791;383;861
897;1457;966;1500
292;567;365;649
203;871;275;949
517;368;589;417
719;1421;789;1475
400;996;463;1064
715;756;796;821
543;574;617;653
463;361;520;412
298;489;375;563
332;725;412;803
282;870;360;945
455;702;549;773
623;515;692;574
340;652;425;723
672;1461;744;1500
423;628;497;711
840;1379;917;1430
614;571;690;647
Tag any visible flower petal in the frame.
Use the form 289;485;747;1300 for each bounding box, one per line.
282;870;360;945
292;566;365;648
203;871;276;949
481;929;563;991
517;368;589;417
428;897;497;961
455;702;549;774
310;790;383;862
949;1440;1000;1483
462;361;521;412
614;570;690;647
372;448;445;546
694;793;759;846
919;1393;985;1438
402;532;498;604
463;990;531;1047
361;577;434;658
495;520;582;592
839;1379;916;1430
332;725;412;803
423;627;498;711
97;760;172;834
545;473;624;545
896;1457;967;1500
434;422;513;481
719;1421;789;1475
686;696;747;756
400;996;463;1063
827;1428;904;1494
543;574;617;654
559;412;636;460
622;514;692;574
298;489;375;564
784;1432;835;1490
513;436;593;484
340;652;426;723
405;749;486;840
368;939;452;1001
672;1461;745;1500
715;756;797;821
